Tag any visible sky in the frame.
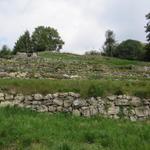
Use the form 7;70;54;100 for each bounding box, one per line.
0;0;150;54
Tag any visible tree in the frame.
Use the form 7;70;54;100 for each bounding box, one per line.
114;39;145;60
103;30;116;57
0;45;12;58
32;26;64;52
145;12;150;61
13;30;32;54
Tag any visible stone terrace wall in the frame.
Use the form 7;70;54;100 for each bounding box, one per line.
0;92;149;121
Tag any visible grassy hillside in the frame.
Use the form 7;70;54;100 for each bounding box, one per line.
0;107;149;150
0;51;150;80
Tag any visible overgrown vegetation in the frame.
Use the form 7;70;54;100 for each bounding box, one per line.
0;79;150;98
0;107;149;150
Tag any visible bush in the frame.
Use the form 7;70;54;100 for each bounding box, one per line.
0;45;12;58
114;39;145;60
85;50;101;55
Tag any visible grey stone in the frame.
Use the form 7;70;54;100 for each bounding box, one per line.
69;92;80;98
5;94;14;101
135;107;149;117
32;101;41;105
53;99;63;106
130;97;142;106
25;95;33;101
53;93;59;98
0;101;14;107
57;106;63;112
107;105;119;115
88;97;98;105
107;95;117;101
0;93;4;101
81;107;91;117
48;106;56;112
90;106;98;116
14;94;24;102
44;94;53;100
64;100;72;108
37;105;48;112
115;99;129;106
34;94;43;101
73;99;81;108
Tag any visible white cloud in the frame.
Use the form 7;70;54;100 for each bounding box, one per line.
0;0;150;54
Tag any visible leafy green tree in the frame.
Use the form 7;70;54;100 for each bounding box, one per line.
13;30;32;54
103;30;116;57
32;26;64;52
0;45;12;58
145;12;150;61
114;39;145;60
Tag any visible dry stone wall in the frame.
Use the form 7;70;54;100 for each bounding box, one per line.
0;92;149;121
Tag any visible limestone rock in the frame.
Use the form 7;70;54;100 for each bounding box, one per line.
107;95;117;101
53;99;63;106
37;105;48;112
0;93;4;101
34;94;43;101
135;107;149;117
44;94;53;100
48;106;56;112
115;99;129;106
130;97;142;106
90;106;98;116
69;92;80;98
14;94;24;102
5;94;14;101
25;95;33;101
107;105;119;115
64;100;72;108
81;107;91;117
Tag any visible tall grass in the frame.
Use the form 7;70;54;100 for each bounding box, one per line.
0;79;150;98
0;107;149;150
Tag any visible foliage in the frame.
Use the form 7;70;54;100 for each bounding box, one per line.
103;30;116;57
114;39;145;60
145;12;150;61
32;26;64;52
0;107;149;150
0;45;12;58
85;50;101;55
13;30;32;54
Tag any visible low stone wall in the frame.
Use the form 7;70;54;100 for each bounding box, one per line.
0;92;149;121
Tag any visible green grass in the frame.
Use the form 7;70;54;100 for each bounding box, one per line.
0;107;149;150
39;51;150;66
0;79;150;98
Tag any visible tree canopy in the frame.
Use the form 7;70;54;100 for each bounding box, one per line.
32;26;64;52
114;39;145;60
103;30;116;57
145;12;150;61
13;26;64;54
13;31;32;54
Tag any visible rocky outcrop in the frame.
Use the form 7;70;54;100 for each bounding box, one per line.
0;92;149;121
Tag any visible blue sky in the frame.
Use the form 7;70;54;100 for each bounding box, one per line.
0;0;150;54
